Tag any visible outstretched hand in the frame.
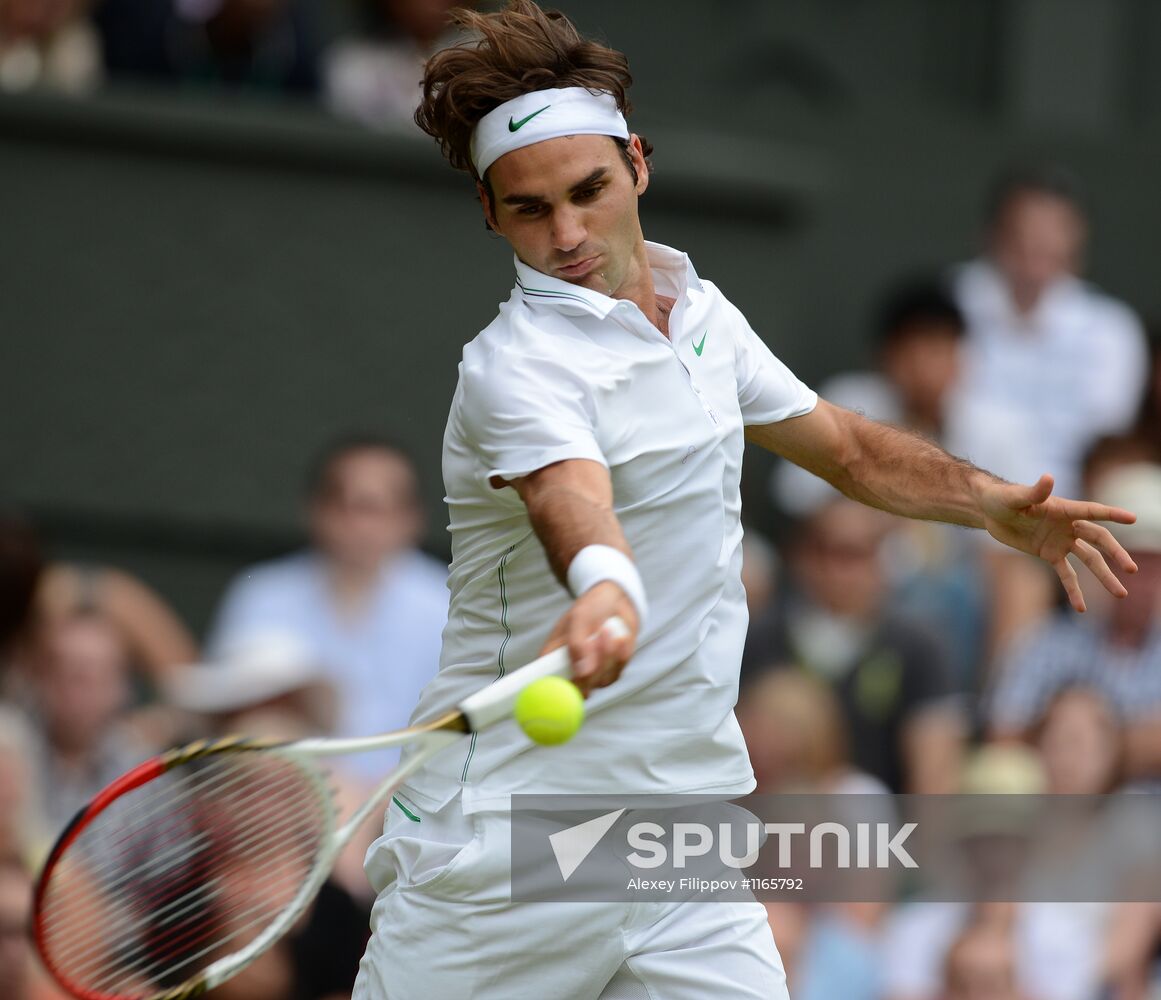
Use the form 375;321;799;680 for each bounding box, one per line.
981;473;1138;612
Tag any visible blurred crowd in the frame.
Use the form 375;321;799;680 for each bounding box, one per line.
740;164;1161;1000
0;436;448;998
2;29;1161;994
0;0;475;130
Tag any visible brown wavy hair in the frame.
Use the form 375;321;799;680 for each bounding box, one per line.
415;0;652;181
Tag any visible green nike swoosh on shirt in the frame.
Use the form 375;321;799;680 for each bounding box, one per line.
693;331;708;356
508;106;551;132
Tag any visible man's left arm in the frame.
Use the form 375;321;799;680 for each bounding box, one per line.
746;399;1138;611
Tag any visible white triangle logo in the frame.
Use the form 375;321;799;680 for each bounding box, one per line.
549;809;625;882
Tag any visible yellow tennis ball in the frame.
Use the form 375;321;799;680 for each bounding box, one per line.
515;676;585;745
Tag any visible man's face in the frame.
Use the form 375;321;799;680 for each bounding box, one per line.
989;190;1085;311
37;617;130;754
1037;688;1120;795
793;501;890;619
481;133;649;298
308;449;422;572
879;324;962;421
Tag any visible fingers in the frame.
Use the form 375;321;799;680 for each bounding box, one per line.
588;619;636;691
573;622;633;694
1071;537;1128;599
1053;554;1085;613
1059;503;1137;526
570;621;633;696
563;585;638;695
997;473;1054;512
1028;473;1055;505
1072;520;1138;575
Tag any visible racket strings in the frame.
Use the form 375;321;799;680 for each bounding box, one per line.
37;751;335;998
50;802;326;980
47;800;330;985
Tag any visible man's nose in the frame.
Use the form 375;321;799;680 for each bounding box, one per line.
551;207;586;253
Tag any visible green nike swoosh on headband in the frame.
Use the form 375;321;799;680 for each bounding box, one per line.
508;105;551;132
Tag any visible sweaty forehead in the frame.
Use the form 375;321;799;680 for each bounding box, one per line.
487;134;623;199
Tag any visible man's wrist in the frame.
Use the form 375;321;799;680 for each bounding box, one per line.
567;545;648;625
967;468;1005;529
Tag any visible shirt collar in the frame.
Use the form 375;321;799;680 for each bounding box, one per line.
512;240;704;319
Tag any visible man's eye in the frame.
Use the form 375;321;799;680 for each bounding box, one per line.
576;186;601;201
518;204;544;216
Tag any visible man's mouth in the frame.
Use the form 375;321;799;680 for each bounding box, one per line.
557;255;600;278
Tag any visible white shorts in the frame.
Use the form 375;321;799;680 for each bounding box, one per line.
353;794;789;1000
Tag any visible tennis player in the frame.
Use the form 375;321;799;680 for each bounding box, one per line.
353;3;1137;997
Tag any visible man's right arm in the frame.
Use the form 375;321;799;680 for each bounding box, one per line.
501;458;639;694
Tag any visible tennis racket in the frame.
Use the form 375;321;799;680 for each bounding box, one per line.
33;617;628;1000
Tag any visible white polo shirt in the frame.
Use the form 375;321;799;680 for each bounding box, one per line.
406;241;816;814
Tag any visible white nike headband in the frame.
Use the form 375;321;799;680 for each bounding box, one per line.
469;87;630;177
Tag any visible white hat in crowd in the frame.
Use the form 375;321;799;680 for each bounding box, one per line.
165;631;337;733
1096;462;1161;554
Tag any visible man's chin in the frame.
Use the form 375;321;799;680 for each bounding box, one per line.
561;266;618;297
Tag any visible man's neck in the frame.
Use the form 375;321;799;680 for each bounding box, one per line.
612;241;671;335
325;560;383;614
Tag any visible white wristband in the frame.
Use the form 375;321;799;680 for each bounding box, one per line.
566;545;648;625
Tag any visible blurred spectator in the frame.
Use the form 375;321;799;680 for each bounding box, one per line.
744;498;964;793
207;434;446;779
325;0;471;129
0;0;101;94
988;464;1161;773
165;632;367;999
941;921;1027;1000
736;668;887;795
2;512;198;698
1032;687;1122;796
28;611;154;830
94;0;320;95
35;562;198;683
950;162;1148;503
0;705;48;868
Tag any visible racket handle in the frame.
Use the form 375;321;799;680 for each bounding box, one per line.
457;616;630;731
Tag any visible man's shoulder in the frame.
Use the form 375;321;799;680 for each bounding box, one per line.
689;275;737;314
1072;280;1145;339
460;294;588;368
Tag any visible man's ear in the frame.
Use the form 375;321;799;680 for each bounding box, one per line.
477;181;500;233
628;135;649;195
